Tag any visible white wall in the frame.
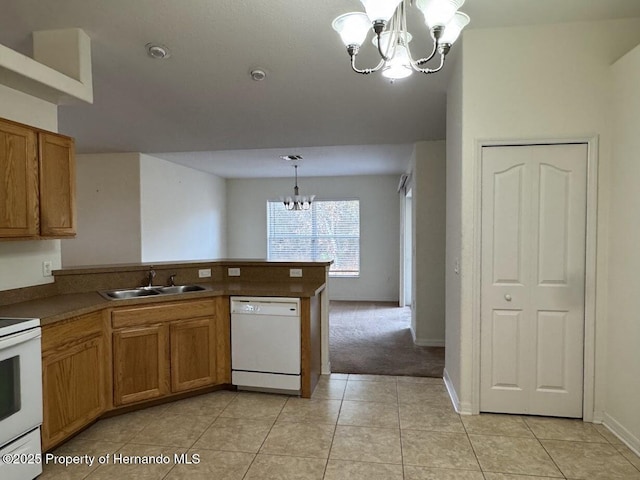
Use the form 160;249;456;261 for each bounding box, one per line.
62;153;227;267
140;154;226;262
605;43;640;451
227;175;400;301
447;18;640;414
61;153;142;267
0;84;60;291
445;47;464;401
411;141;446;346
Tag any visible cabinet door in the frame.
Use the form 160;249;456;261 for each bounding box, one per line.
170;317;217;392
113;325;170;406
38;132;76;236
42;335;105;451
0;120;38;237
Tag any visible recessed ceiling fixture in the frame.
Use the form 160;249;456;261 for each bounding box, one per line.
331;0;470;80
280;154;303;161
250;69;267;81
281;164;315;211
146;43;171;59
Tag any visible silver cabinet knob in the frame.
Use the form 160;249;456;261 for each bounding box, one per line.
504;294;512;301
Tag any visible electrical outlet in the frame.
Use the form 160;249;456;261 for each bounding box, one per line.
198;268;212;278
289;268;303;278
228;268;241;277
42;261;53;277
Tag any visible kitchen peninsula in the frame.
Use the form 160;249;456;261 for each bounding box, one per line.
0;260;330;451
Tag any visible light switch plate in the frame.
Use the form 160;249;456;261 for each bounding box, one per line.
289;268;303;278
228;268;241;277
198;268;212;278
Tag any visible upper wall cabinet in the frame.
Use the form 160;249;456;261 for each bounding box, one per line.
0;117;76;239
38;132;76;236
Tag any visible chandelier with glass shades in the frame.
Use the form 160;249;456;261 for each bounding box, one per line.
331;0;470;80
281;164;315;211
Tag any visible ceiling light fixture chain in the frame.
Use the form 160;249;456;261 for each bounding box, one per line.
332;0;470;80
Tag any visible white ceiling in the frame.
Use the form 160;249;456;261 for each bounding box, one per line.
1;0;640;178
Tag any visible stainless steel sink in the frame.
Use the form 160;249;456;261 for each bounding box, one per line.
102;288;161;299
100;284;207;300
155;285;206;294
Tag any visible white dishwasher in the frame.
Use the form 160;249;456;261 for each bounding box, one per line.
230;297;301;393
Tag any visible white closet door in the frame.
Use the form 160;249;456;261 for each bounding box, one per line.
480;144;587;418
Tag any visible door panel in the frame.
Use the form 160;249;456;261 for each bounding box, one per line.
492;165;525;285
481;143;587;417
538;164;570;284
490;310;524;390
535;310;568;391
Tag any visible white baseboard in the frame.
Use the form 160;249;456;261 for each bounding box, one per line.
602;412;640;457
591;410;604;424
414;338;445;347
409;324;445;347
322;361;331;375
443;368;474;415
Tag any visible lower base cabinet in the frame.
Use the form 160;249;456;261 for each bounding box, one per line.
111;298;230;406
41;311;106;451
40;297;231;450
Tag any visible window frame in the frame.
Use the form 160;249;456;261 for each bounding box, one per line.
266;197;361;278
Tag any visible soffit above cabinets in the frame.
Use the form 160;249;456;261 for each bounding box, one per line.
0;28;93;104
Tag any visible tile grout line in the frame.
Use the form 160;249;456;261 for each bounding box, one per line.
159;394;234;480
237;393;290;480
321;392;344;479
520;416;567;478
527;426;568;479
396;378;406;480
459;410;486;477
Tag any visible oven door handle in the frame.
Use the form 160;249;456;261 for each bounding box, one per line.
0;328;41;351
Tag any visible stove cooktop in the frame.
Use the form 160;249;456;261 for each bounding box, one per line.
0;317;40;337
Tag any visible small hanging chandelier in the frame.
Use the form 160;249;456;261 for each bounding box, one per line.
331;0;470;80
281;164;315;211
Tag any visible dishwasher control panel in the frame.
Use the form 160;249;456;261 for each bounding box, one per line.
230;297;299;316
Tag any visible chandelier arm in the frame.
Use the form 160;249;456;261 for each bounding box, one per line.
414;51;446;74
350;54;385;75
372;20;393;62
376;32;392;62
413;41;438;66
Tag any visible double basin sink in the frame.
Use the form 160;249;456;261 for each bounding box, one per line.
100;284;206;300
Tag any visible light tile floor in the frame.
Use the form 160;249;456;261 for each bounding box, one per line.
39;375;640;480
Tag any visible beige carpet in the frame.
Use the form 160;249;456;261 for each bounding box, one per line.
329;301;444;377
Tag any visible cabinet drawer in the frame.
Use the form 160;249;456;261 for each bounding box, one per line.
112;299;215;329
42;310;104;353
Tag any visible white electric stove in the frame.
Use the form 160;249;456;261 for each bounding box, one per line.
0;317;43;480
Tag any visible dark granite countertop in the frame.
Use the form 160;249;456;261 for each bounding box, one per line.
0;281;325;326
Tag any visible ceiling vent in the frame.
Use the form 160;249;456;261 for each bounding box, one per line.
280;155;304;161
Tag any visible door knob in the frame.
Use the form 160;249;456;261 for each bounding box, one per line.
504;294;512;301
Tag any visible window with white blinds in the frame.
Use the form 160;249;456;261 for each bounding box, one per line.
267;199;360;277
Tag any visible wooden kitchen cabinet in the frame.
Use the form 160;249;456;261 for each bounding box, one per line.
38;132;76;236
0;117;76;239
111;298;229;406
0;120;38;237
41;311;108;451
170;318;217;392
113;324;170;406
